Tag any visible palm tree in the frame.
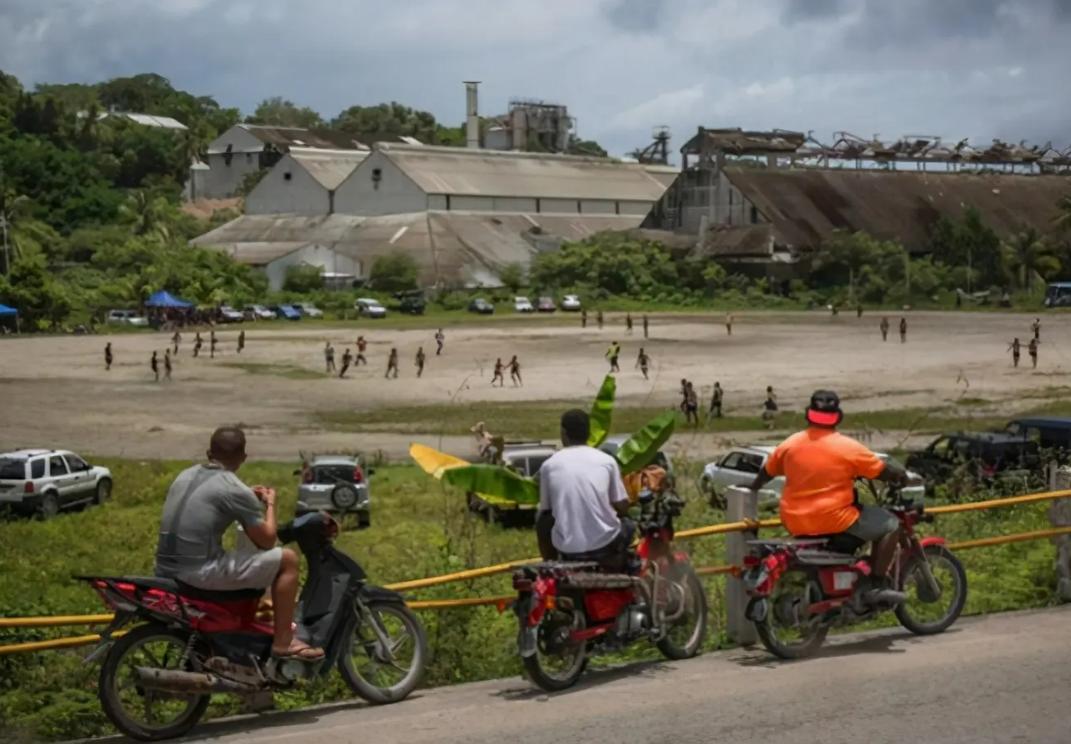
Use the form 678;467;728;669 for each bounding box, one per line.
0;187;31;274
119;190;171;242
1002;227;1060;291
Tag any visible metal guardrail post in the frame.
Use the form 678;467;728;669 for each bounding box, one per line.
725;486;758;646
1050;467;1071;602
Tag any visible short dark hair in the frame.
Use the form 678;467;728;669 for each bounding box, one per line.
560;409;590;445
209;426;246;459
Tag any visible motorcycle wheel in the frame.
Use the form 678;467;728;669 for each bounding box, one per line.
522;608;588;692
98;624;209;742
340;600;427;704
656;564;708;660
895;545;967;635
754;575;828;660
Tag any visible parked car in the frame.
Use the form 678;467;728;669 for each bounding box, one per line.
396;290;426;315
468;443;556;527
700;444;925;508
560;294;582;312
905;432;1040;492
514;296;535;313
1004;417;1071;454
355;298;387;319
217;305;244;323
296;454;371;528
293;302;324;318
0;449;112;519
271;304;302;321
536;296;557;313
468;298;495;315
243;304;276;321
106;309;148;327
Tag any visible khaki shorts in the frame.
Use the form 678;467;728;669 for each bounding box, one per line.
178;547;282;591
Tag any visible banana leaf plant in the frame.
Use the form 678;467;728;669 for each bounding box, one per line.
410;375;674;506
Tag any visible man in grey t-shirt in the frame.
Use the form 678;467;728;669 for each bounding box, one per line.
536;410;631;567
155;427;323;660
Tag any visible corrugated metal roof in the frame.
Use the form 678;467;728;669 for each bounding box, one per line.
643;165;680;189
103;112;188;129
288;148;369;191
240;125;363;151
377;143;671;201
725;168;1071;252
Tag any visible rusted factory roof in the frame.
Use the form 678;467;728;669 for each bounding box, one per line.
241;124;363;151
682;128;807;155
288;148;369;190
375;143;671;201
724;168;1071;252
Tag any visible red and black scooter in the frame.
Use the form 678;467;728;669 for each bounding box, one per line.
510;485;707;691
740;484;967;659
78;512;427;741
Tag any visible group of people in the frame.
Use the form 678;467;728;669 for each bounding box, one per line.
323;330;451;380
1008;318;1043;369
104;328;247;381
878;316;909;343
675;379;728;425
491;356;523;387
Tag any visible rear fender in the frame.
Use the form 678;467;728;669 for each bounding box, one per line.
514;593;539;658
359;585;406;605
919;536;946;549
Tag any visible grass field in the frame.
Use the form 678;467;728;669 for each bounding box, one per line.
0;455;1064;741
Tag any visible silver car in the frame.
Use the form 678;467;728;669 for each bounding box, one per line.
296;455;371;528
0;449;112;519
699;445;924;509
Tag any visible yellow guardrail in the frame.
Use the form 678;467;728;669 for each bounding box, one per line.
2;488;1069;656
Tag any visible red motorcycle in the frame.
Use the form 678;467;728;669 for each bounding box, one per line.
741;484;967;659
511;486;707;691
78;513;427;741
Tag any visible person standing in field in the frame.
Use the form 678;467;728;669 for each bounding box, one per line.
355;336;368;366
606;341;621;373
1028;337;1039;369
104;342;113;371
150;350;159;382
339;348;353;379
642;314;649;339
856;303;863;319
193;332;203;358
434;328;445;356
625;312;633;335
491;357;505;387
1009;337;1021;368
172;330;181;355
386;348;399;379
636;347;650;380
581;309;588;329
709;381;724;419
762;385;779;429
880;317;890;342
725;312;734;336
509;355;522;386
684;381;699;426
324;342;336;374
899;317;907;343
210;330;218;358
679;378;690;414
164;349;173;381
1032;318;1041;342
415;346;426;378
597;310;604;330
237;330;245;355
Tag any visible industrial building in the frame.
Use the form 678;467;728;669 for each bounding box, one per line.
244;148;369;215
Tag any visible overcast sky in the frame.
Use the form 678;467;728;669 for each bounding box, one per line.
2;0;1069;158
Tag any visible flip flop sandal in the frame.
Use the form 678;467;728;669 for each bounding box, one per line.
272;644;325;661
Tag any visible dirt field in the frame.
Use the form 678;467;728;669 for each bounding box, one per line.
0;311;1063;462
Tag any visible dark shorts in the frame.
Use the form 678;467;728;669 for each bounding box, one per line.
844;505;899;541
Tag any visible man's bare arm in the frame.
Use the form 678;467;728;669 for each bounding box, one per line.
749;469;774;492
245;486;278;549
535;510;556;560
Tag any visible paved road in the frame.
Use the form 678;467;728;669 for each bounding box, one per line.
143;608;1071;744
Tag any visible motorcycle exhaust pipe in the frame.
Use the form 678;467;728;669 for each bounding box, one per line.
134;666;258;694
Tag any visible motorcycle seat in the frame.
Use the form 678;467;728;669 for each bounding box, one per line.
108;575;266;602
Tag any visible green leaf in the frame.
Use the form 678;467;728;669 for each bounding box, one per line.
441;464;540;505
587;375;616;447
614;412;676;474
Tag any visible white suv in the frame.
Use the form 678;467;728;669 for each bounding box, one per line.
106;309;148;327
0;449;112;519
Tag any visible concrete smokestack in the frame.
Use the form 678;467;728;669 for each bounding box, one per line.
463;81;480;149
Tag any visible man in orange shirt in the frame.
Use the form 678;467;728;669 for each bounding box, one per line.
749;390;908;604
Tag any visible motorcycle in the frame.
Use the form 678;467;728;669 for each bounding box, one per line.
740;483;968;659
78;512;427;741
511;485;707;691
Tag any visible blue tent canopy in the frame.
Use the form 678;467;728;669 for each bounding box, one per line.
0;303;16;316
145;291;193;309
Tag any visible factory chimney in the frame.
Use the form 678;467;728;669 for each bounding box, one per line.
463;81;480;149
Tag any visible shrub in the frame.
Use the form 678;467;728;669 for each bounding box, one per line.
369;253;419;292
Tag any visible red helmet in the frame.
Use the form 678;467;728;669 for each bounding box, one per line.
806;389;843;428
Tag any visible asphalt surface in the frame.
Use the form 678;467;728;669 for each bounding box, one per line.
115;607;1071;744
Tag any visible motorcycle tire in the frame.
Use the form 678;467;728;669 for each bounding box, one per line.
340;600;428;704
754;578;828;660
98;624;209;742
656;564;708;660
522;609;588;692
895;545;968;636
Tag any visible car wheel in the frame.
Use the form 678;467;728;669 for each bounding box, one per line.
38;492;59;520
94;478;112;505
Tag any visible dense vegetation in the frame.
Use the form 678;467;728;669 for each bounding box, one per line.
0;455;1061;741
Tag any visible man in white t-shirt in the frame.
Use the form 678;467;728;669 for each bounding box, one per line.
536;409;632;567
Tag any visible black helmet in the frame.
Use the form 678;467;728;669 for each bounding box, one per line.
806;389;843;428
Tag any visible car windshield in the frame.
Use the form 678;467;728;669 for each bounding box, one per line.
313;464;356;484
0;458;25;479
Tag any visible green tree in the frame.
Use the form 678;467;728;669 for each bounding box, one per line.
283;264;324;292
1002;227;1059;291
928;207;1003;290
0;186;31;271
567;137;608;157
249;97;324;129
1055;194;1071;235
0;248;70;328
332;102;439;143
369;253;420;291
118;190;172;241
498;263;526;293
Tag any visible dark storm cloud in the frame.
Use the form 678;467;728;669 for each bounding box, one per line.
603;0;668;33
781;0;845;24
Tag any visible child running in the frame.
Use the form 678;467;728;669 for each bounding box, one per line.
636;347;650;380
491;358;505;387
386;348;399;379
508;355;522;386
415;347;426;378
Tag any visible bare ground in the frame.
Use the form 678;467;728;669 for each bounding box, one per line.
0;311;1063;462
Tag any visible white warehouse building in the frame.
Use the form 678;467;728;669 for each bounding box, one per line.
244;148;369;215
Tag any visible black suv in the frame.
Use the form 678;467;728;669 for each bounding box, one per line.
906;432;1040;490
1004;417;1071;454
395;290;426;315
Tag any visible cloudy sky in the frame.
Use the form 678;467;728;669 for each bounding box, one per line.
2;0;1069;158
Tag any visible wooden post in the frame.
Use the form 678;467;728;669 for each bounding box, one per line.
726;486;758;646
1050;467;1071;602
